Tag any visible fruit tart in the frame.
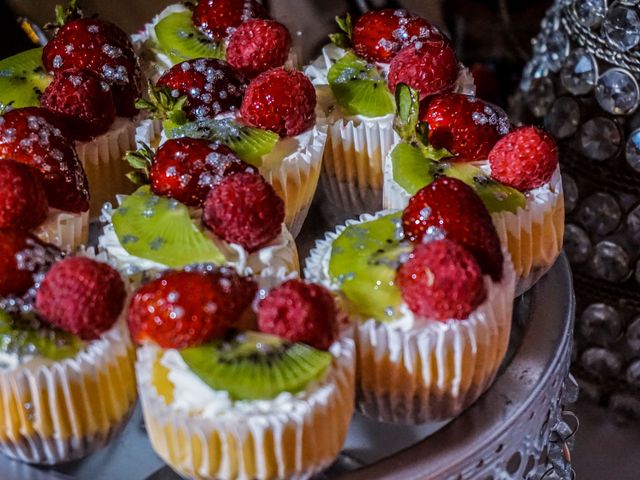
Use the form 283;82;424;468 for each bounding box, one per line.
383;86;564;294
130;266;355;479
305;177;516;424
135;57;326;236
304;8;475;217
0;107;89;249
0;2;143;215
0;232;136;464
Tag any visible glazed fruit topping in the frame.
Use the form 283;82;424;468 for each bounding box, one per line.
193;0;269;40
0;160;48;230
0;229;48;298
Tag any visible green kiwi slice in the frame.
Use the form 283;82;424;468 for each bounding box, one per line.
180;331;332;400
391;142;445;195
328;212;411;322
0;310;84;361
327;51;394;117
112;186;225;268
154;11;225;65
0;48;52;108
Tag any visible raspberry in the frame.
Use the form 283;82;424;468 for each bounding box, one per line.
227;19;291;78
239;67;316;137
0;160;48;230
193;0;269;40
0;229;44;297
388;41;459;99
203;172;284;252
258;279;338;350
396;240;486;320
488;126;559;191
35;257;126;340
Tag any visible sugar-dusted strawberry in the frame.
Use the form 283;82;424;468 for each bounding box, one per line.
258;279;339;350
420;92;510;162
156;58;246;120
0;107;89;213
352;9;444;63
0;160;48;230
42;18;141;117
203;172;284;252
36;257;126;340
240;67;315;136
193;0;269;40
488;126;559;191
227;19;291;78
40;68;116;141
396;240;487;320
0;229;45;297
388;41;458;98
402;177;503;281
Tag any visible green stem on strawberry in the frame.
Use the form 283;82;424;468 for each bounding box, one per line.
135;81;188;129
328;14;353;49
45;0;83;30
124;143;154;186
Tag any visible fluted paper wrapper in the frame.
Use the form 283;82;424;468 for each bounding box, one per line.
304;211;515;424
34;209;89;250
0;322;137;465
136;337;355;480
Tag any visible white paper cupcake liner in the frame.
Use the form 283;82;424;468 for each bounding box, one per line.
304;211;516;424
34;209;89;250
136;336;355;480
0;321;137;465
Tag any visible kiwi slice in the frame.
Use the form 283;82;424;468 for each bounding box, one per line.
180;331;332;400
0;48;52;108
328;212;411;322
154;11;225;65
112;186;225;268
166;118;279;167
0;310;84;361
391;142;446;195
327;51;394;117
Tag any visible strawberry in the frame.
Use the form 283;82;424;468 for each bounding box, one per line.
0;229;45;297
387;41;458;98
488;126;559;191
420;92;510;162
156;58;246;120
0;107;89;213
227;19;291;78
193;0;269;40
402;177;503;281
239;67;315;136
42;18;141;117
0;160;48;230
352;9;444;63
150;137;255;207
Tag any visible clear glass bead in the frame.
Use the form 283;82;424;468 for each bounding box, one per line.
520;56;550;92
579;117;621;160
561;48;598;95
603;6;640;52
580;347;623;379
578;192;621;235
590;240;632;282
573;0;607;28
542;30;570;72
579;303;623;344
627;315;640;353
562;173;579;213
545;97;581;138
626;202;640;244
625;128;640;172
563;223;592;264
526;77;555;117
595;68;640;115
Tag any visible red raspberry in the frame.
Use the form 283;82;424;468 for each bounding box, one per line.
0;160;48;230
203;172;284;252
0;229;45;297
396;240;486;320
227;19;291;78
352;9;444;63
240;67;315;137
193;0;269;40
258;279;338;350
388;41;459;98
40;68;116;141
488;126;559;191
402;177;503;281
0;107;89;213
42;18;141;117
150;137;254;207
35;257;125;340
420;93;509;162
156;58;246;120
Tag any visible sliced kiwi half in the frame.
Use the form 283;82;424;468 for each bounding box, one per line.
180;331;332;400
154;11;225;65
328;212;411;322
112;186;225;268
327;51;394;117
391;142;445;195
0;309;84;361
0;48;52;108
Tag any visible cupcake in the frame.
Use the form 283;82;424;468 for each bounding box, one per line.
0;234;136;464
383;88;564;294
305;177;516;424
304;9;475;218
129;266;355;479
0;107;90;249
